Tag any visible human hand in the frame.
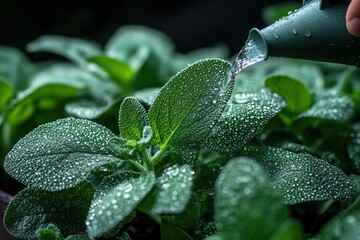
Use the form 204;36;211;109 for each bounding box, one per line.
346;0;360;37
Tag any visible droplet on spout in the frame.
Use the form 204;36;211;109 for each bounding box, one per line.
305;31;312;38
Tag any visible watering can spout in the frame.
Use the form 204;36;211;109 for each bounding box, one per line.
247;0;360;67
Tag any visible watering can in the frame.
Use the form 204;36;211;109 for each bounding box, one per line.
247;0;360;66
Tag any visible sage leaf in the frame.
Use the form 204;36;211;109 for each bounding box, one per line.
36;224;62;240
215;157;289;240
7;64;90;125
139;164;194;214
148;58;233;157
205;89;285;153
88;55;134;89
4;117;129;191
0;79;13;110
133;87;160;107
297;94;354;121
265;75;311;115
4;182;94;239
65;236;91;240
0;45;34;90
65;97;120;119
106;25;173;65
241;146;356;204
27;35;101;66
86;172;155;238
347;122;360;172
161;218;192;240
119;97;150;141
319;197;360;239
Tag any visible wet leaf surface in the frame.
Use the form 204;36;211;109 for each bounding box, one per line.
149;58;233;158
139;164;194;214
4;118;129;191
86;172;155;238
241;146;356;204
119;97;150;141
4;182;94;239
215;157;289;240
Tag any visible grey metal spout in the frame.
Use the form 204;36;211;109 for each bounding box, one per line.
248;0;360;67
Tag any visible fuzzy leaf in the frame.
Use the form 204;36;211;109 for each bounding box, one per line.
241;146;356;204
88;55;134;87
205;89;285;153
7;64;91;125
106;25;173;65
319;197;360;239
4;117;129;191
139;164;194;214
347;122;360;172
86;172;155;238
65;97;120;119
0;45;34;90
27;35;100;66
297;94;354;121
119;97;150;141
4;182;94;239
161;218;192;240
148;58;233;157
36;224;62;240
265;75;311;115
65;236;91;240
133;87;160;107
215;157;289;240
0;78;13;110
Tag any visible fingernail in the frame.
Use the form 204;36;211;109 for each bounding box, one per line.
347;18;360;37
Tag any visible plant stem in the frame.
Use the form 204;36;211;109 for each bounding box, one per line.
140;145;154;171
151;147;166;167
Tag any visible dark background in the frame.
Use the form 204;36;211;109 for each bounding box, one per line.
0;0;293;57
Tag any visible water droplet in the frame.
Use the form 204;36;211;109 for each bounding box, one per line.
305;31;312;38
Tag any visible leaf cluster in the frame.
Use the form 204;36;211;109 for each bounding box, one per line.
3;4;360;240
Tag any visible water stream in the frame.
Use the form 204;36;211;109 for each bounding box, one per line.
230;38;267;78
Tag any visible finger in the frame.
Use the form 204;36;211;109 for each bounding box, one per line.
346;0;360;37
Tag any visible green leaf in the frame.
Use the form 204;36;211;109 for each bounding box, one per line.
105;25;175;89
4;182;94;239
347;123;360;172
148;58;233;158
265;75;312;115
241;146;356;204
133;87;160;107
0;78;13;110
215;157;289;240
272;63;324;93
318;197;360;240
139;164;194;215
0;45;34;90
88;55;134;89
65;97;120;119
119;97;150;141
161;218;192;240
86;172;155;238
36;224;62;240
204;234;223;240
65;236;91;240
262;2;302;25
4;117;129;191
297;94;354;121
6;64;91;125
172;44;229;72
27;35;100;66
205;89;285;153
270;220;302;240
105;25;173;64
